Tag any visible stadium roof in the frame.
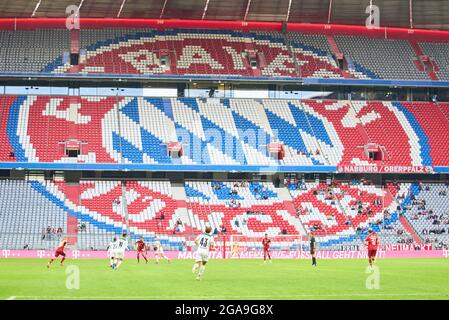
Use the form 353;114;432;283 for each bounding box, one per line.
0;0;448;30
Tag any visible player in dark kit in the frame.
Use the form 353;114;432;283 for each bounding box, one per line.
309;232;317;267
135;237;148;264
365;229;380;271
262;234;272;263
47;238;68;268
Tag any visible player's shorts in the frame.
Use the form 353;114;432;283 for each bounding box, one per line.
310;249;316;255
113;250;125;259
107;250;113;258
368;249;377;258
54;249;65;257
195;250;209;263
137;249;146;254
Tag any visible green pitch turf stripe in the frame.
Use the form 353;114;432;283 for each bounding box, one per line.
7;292;449;300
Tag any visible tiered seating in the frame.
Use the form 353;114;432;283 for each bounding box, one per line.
2;27;449;81
262;99;348;165
335;36;428;80
419;42;449;81
301;99;376;167
399;102;449;166
74;180;189;247
0;179;67;250
397;182;449;249
288;33;364;79
2;96;449;167
352;100;432;167
289;180;415;249
289;182;362;249
49;28;375;79
185;181;299;237
0;95;17;162
1;178;447;251
31;179;186;250
332;181;413;245
437;103;449;124
0;29;69;74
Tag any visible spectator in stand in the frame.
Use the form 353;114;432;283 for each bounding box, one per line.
220;225;227;233
57;227;63;239
46;226;52;240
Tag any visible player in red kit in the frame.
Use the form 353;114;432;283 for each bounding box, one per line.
365;229;380;271
47;238;68;268
262;234;272;263
135;237;148;264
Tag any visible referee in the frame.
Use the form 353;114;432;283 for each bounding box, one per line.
309;232;317;267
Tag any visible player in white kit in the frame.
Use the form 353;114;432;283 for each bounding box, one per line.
107;236;117;267
154;236;171;264
111;233;128;270
192;226;215;281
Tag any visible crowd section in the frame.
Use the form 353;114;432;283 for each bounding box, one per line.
1;178;448;251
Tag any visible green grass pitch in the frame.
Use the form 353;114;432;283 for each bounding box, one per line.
1;258;449;300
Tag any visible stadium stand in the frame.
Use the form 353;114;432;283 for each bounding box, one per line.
0;179;67;250
0;21;449;256
0;29;69;74
288;180;416;250
185;180;299;237
334;36;429;80
0;179;189;250
393;182;449;250
1;96;449;168
3;177;443;251
2;27;449;81
419;41;449;81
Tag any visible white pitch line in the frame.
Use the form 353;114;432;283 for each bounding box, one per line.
6;296;16;300
9;292;449;300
